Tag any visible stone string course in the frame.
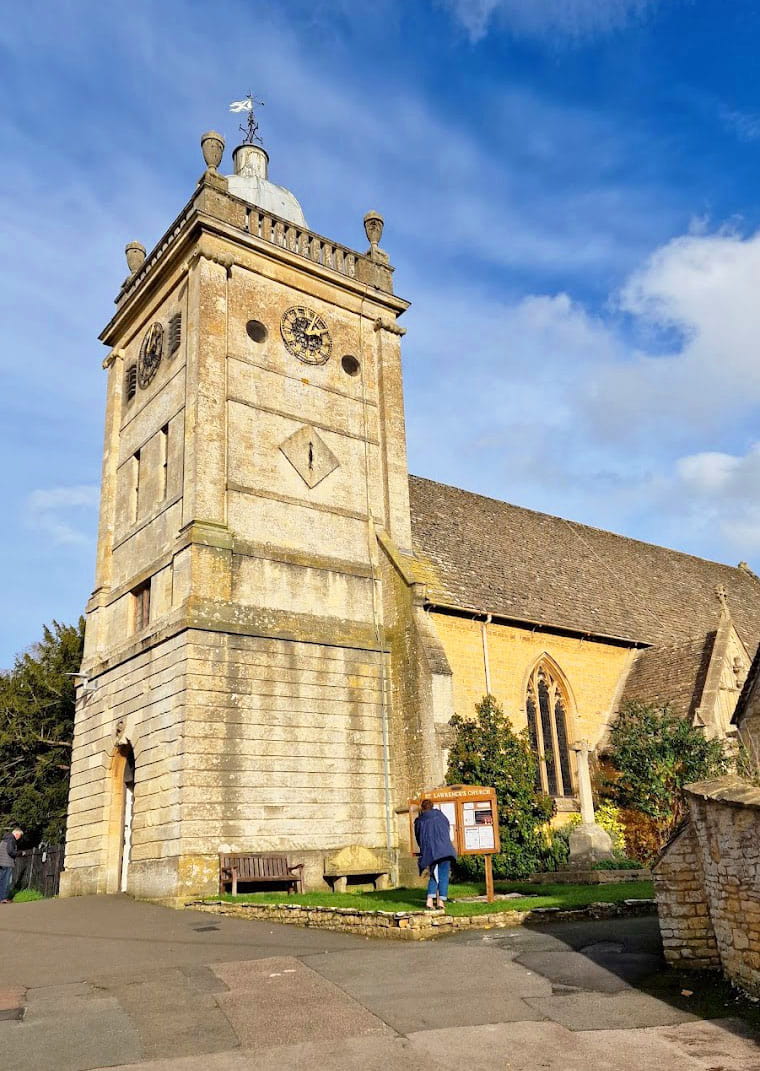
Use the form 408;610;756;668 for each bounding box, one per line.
188;897;656;941
653;776;760;998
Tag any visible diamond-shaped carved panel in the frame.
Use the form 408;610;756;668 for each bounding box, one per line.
279;425;339;489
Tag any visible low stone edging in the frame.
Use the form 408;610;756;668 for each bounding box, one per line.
187;897;657;940
529;869;651;885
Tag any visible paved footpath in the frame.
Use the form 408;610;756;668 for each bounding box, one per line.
0;896;757;1070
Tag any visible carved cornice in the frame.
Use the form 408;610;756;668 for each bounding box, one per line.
101;203;409;346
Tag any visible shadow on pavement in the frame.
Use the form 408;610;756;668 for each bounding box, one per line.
505;915;760;1038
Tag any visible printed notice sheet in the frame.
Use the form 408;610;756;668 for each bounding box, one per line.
436;800;458;840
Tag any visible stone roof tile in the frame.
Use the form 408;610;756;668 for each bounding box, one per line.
620;634;715;718
408;475;760;650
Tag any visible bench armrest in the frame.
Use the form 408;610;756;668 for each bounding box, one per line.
287;863;305;874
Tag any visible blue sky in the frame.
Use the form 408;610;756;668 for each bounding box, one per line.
3;0;760;665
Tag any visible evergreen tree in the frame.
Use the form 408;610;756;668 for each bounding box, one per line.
0;619;84;843
446;695;555;878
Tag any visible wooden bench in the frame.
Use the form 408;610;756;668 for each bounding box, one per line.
219;853;304;896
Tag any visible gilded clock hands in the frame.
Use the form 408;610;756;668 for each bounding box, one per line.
304;312;326;337
281;305;332;365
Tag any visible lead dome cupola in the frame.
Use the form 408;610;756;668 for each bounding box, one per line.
226;144;307;228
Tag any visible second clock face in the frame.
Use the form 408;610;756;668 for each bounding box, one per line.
138;322;164;388
280;306;332;365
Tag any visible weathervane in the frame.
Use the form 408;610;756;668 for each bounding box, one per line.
229;92;264;145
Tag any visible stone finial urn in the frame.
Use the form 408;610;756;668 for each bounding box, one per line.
201;130;225;171
125;241;146;274
363;210;384;249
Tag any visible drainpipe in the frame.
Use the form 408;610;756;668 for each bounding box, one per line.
481;614;492;695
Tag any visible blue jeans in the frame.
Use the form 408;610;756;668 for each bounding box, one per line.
426;859;451;901
0;866;13;901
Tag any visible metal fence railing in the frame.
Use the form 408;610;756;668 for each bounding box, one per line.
12;845;64;898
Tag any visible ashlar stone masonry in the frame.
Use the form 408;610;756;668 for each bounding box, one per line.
62;123;760;904
61;136;450;901
654;777;760;997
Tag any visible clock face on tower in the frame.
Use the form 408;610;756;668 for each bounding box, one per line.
280;306;332;365
137;322;164;388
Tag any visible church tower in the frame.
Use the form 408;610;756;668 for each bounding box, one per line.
61;120;447;900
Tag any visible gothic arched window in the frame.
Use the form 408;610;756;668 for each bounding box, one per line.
525;661;575;797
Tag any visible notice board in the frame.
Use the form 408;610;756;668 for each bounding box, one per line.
409;784;500;857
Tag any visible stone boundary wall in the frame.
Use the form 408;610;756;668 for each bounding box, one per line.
652;823;719;970
188;897;656;941
654;776;760;998
690;779;760;997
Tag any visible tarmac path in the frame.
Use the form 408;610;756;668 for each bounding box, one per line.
0;896;757;1070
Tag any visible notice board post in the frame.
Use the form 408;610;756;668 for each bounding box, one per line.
409;785;500;903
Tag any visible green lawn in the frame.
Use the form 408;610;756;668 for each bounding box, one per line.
213;879;654;917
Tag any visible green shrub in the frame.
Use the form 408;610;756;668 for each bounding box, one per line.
542;801;632;871
606;701;728;850
11;888;45;902
447;695;556;879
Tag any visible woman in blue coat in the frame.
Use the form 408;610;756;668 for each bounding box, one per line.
414;799;457;909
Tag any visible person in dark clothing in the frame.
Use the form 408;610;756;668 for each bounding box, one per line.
414;800;457;909
0;829;22;903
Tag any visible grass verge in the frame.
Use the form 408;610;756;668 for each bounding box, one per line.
212;879;654;916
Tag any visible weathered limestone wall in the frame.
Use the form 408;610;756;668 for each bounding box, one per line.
651;823;719;970
177;629;391;894
690;780;760;996
654;777;760;997
61;630;189;898
63;625;394;899
68;166;419;901
377;536;453;882
430;612;634;748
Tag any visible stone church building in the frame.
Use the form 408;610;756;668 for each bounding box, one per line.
61;130;760;901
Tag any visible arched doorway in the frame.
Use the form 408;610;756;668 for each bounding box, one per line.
119;743;135;893
105;742;136;894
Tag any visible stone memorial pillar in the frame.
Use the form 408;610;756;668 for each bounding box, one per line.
568;740;614;867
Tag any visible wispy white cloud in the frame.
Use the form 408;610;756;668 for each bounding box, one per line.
0;0;754;662
720;107;760;143
439;0;660;42
586;227;760;440
25;486;99;546
403;221;760;563
666;445;760;552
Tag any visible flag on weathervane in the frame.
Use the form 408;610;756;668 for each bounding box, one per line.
229;94;263;144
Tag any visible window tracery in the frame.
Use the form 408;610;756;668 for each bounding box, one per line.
525;661;575;797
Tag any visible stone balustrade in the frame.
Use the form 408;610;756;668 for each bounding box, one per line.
116;180;390;309
246;208;358;279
